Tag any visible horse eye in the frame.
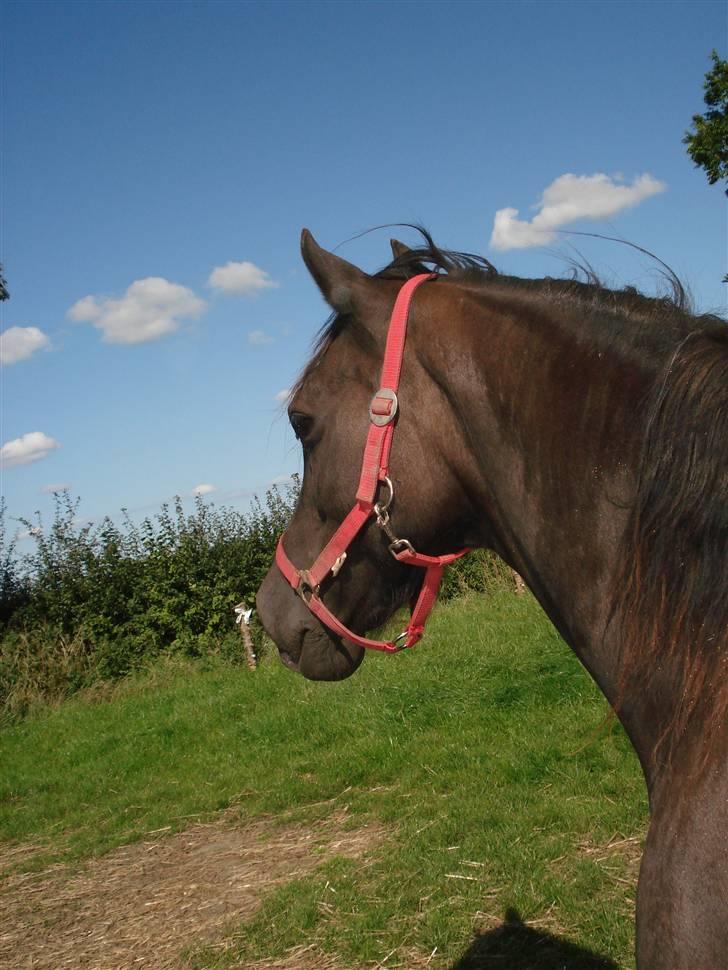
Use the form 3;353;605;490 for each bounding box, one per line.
289;411;313;441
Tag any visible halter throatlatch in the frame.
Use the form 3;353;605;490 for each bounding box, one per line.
275;273;469;653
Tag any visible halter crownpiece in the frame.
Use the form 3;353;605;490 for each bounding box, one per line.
275;273;470;653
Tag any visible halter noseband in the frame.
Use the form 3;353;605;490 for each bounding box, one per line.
275;273;469;653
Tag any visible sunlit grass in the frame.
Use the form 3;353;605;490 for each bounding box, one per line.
1;591;645;967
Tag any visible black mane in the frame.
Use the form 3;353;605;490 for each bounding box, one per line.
377;225;500;282
377;226;725;327
294;229;725;402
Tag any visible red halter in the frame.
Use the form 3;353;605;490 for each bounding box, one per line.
275;273;469;653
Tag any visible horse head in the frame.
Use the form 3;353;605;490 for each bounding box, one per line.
256;230;480;680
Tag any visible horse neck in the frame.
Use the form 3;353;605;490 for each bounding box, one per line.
428;286;673;783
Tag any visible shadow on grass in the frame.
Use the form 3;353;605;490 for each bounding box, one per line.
451;908;619;969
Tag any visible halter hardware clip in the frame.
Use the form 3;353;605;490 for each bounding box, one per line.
369;388;398;426
296;570;320;603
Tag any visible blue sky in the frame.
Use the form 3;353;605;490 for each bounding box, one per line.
1;0;726;537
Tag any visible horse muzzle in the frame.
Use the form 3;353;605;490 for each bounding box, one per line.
256;566;365;681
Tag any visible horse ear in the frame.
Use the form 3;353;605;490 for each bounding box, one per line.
390;237;431;275
300;229;369;314
390;239;411;259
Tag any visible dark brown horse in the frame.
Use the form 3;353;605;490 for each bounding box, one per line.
256;229;728;968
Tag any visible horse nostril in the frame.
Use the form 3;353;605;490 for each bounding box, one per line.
278;649;300;671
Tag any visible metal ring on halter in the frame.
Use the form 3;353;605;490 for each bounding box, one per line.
393;631;410;650
296;571;320;604
374;476;394;517
389;537;415;558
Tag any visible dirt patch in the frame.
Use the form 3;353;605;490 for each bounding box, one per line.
0;811;380;970
0;840;49;873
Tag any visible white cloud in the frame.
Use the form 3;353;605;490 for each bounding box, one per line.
490;172;666;251
67;295;99;321
208;261;278;296
40;482;70;494
191;483;217;496
67;278;206;344
1;431;60;468
274;387;291;402
0;326;50;365
248;329;274;346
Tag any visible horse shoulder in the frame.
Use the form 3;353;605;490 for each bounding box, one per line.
637;753;728;968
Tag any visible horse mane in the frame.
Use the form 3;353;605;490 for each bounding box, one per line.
294;227;724;399
614;326;728;768
377;227;727;337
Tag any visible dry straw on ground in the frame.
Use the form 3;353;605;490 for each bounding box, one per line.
1;816;642;969
0;810;379;970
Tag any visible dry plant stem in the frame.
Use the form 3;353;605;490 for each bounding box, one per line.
240;621;257;670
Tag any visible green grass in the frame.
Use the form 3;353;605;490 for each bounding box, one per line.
1;592;646;967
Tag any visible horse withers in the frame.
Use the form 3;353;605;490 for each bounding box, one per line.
256;229;728;968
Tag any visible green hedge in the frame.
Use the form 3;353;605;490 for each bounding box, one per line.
0;482;512;715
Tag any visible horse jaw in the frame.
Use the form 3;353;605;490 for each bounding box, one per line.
297;628;365;681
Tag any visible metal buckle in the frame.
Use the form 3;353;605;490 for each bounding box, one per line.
369;388;398;426
296;570;320;604
389;538;415;558
393;631;410;651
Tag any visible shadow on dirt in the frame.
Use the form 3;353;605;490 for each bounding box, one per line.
451;908;620;969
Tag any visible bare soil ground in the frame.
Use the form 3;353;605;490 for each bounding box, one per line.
0;810;379;970
0;820;641;970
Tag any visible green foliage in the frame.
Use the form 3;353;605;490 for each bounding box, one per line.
0;482;299;712
0;500;28;628
0;263;8;301
683;50;728;194
440;546;514;600
0;482;513;714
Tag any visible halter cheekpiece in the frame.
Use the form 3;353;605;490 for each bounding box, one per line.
275;273;469;653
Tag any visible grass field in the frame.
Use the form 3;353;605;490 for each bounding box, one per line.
0;591;647;968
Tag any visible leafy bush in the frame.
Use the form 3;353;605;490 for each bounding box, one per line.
440;548;515;601
0;499;29;628
0;480;514;715
0;482;299;714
